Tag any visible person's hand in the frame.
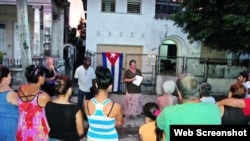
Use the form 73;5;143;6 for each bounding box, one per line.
50;65;54;69
48;65;55;70
131;77;136;82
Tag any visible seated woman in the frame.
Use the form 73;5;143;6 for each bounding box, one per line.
84;66;123;141
219;82;250;124
200;82;216;104
45;75;84;140
156;80;178;110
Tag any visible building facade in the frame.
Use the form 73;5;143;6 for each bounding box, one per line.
84;0;247;94
0;0;70;59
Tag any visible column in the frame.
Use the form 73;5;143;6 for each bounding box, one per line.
32;5;41;57
43;5;52;56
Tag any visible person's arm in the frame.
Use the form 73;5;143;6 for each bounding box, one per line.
38;92;51;108
44;64;57;81
115;103;124;127
7;90;18;105
156;109;166;130
218;105;224;117
124;77;135;83
123;69;136;83
84;100;89;116
227;91;232;98
177;90;183;104
216;98;245;108
75;109;84;137
74;69;79;84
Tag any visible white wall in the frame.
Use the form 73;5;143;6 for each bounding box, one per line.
86;0;195;56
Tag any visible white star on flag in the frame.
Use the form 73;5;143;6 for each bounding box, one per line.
110;52;116;58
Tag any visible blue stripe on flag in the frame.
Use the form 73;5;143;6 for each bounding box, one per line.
102;52;123;92
117;54;123;92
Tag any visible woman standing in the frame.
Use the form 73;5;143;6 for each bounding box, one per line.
219;82;250;124
0;66;19;141
16;65;51;141
45;75;84;141
123;59;143;118
84;66;123;141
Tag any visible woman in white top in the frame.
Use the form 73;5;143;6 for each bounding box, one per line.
200;82;216;104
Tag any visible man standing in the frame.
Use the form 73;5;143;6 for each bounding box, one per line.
228;71;249;98
74;57;96;109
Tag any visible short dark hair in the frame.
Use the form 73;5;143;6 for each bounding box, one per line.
129;59;136;65
83;56;91;61
95;66;112;90
239;71;248;81
200;82;212;96
143;102;160;120
0;65;10;81
25;65;44;83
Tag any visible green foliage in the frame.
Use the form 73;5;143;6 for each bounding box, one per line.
0;51;3;64
77;17;86;39
173;0;250;53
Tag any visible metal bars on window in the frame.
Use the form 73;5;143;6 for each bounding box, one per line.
101;0;115;12
127;0;141;14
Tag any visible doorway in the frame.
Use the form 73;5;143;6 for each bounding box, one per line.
159;40;177;75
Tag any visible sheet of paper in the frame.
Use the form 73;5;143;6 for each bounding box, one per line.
132;75;143;86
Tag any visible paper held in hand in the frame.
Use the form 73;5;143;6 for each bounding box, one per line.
132;75;143;86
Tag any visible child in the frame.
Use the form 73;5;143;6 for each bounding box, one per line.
139;102;164;141
156;80;178;110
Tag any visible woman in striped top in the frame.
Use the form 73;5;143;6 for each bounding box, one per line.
84;66;123;141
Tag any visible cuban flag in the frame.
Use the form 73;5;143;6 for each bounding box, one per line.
102;52;123;92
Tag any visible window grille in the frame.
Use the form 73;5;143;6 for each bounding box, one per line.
200;44;227;64
102;0;115;12
127;0;141;14
155;0;181;18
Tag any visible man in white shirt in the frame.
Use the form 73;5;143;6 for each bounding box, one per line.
74;57;96;109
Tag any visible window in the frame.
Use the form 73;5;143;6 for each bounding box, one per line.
155;0;181;18
232;52;250;66
200;44;227;64
102;0;115;12
0;24;6;53
127;0;141;14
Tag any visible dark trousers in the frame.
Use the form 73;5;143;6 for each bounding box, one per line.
77;89;92;109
